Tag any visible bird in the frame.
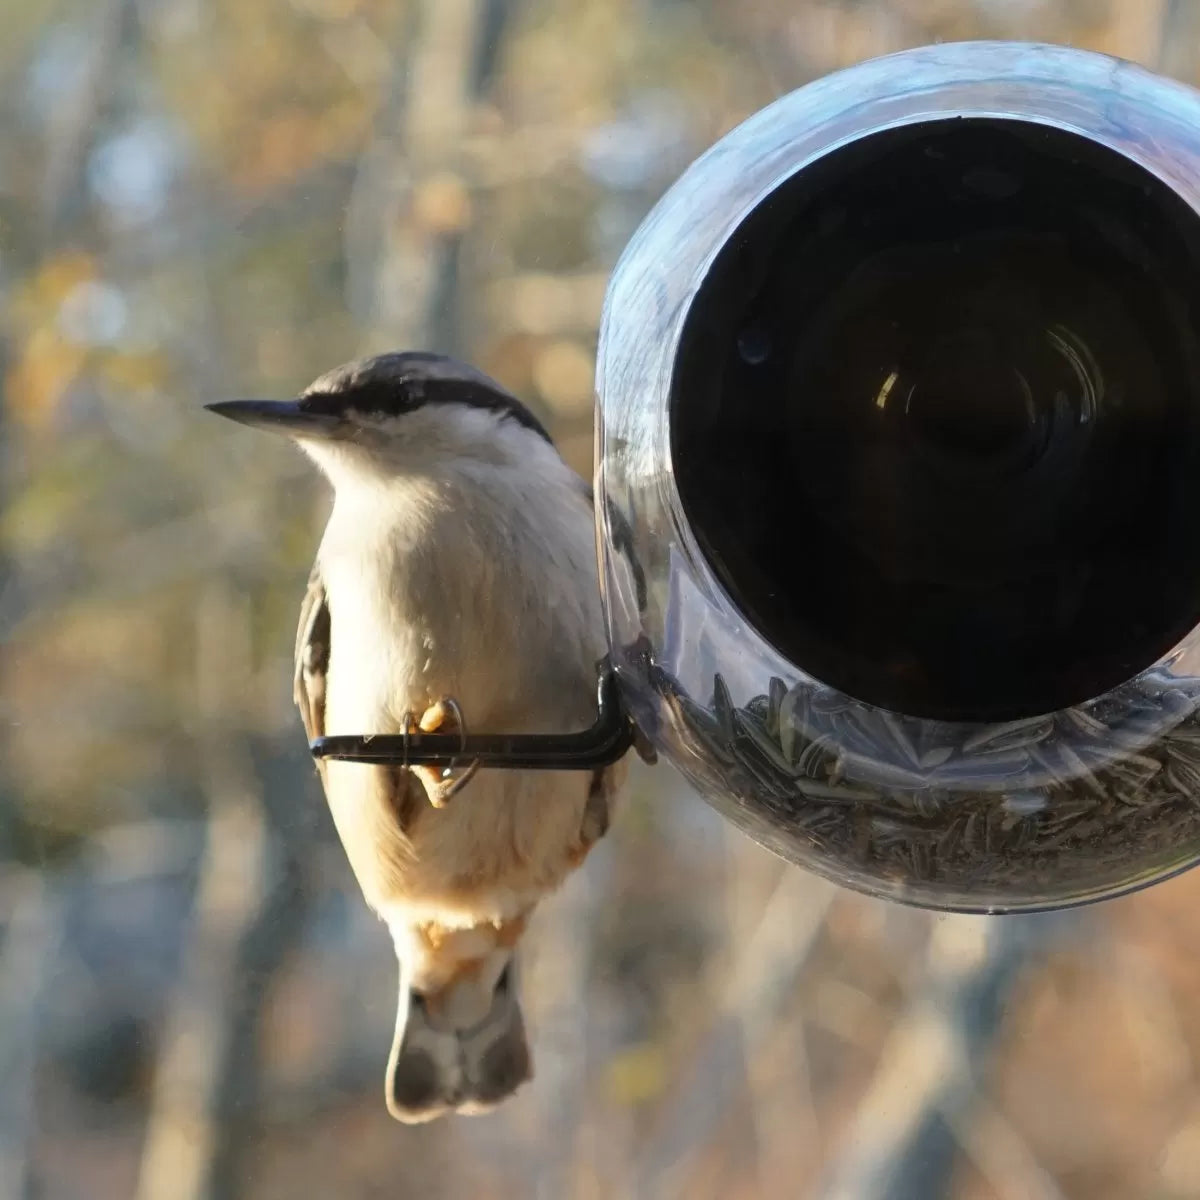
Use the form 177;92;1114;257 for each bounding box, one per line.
207;351;631;1123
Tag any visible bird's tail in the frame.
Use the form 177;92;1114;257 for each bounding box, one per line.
385;954;532;1123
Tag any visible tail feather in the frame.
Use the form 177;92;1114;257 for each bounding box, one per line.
385;958;532;1124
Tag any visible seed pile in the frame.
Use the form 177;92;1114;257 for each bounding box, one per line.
650;663;1200;903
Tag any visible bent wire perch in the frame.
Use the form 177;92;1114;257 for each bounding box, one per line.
308;657;637;770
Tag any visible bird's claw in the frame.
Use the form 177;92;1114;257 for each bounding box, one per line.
426;758;481;808
402;697;481;807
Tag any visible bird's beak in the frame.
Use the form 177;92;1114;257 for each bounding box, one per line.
205;399;340;438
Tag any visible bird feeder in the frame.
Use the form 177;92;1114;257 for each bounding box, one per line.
595;40;1200;912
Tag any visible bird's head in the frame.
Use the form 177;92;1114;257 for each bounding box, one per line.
207;351;556;487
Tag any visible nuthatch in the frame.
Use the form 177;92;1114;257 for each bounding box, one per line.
208;352;629;1122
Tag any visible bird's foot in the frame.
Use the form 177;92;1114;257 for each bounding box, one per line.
424;759;481;808
408;697;481;808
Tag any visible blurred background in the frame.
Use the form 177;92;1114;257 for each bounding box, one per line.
5;1;1200;1197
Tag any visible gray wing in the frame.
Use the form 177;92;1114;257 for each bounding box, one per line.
293;564;427;828
294;563;331;787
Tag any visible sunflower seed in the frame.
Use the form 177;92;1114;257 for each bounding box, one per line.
811;688;848;715
906;839;935;880
777;682;816;765
919;745;955;770
1107;717;1170;752
874;709;920;765
768;676;787;736
1060;707;1110;739
838;750;928;790
675;696;737;765
1166;738;1200;769
743;693;771;727
794;733;836;779
892;789;946;819
1167;756;1200;797
962;716;1053;754
712;673;736;740
1058;743;1105;798
794;780;882;805
1160;689;1200;717
731;706;796;778
657;665;1200;902
937;747;1033;783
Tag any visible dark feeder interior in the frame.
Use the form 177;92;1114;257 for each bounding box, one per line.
672;118;1200;723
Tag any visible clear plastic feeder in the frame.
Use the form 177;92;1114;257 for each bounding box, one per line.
595;41;1200;912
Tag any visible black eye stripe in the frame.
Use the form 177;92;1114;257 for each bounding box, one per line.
297;354;555;445
300;379;410;416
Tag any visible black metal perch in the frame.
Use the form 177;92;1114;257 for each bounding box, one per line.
308;658;636;770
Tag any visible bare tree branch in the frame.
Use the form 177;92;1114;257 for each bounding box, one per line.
0;872;65;1200
636;865;836;1198
133;585;315;1200
345;0;516;357
815;915;1063;1200
40;0;140;247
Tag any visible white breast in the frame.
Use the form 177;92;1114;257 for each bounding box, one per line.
318;463;603;735
310;450;610;926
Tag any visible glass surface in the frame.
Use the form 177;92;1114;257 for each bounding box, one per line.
598;41;1200;911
